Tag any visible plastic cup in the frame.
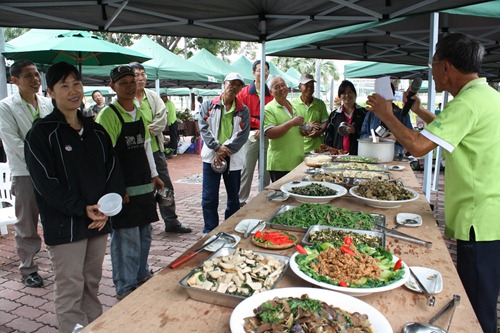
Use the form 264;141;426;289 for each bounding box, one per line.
97;193;122;216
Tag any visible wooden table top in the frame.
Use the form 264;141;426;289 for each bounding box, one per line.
83;161;480;333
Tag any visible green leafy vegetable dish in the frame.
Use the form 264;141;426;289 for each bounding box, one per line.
290;183;337;196
270;203;376;230
295;242;405;289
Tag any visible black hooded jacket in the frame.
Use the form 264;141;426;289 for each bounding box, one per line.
25;108;125;245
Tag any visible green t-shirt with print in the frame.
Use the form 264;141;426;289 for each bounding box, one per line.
291;97;329;152
424;78;500;241
264;99;304;171
95;100;151;147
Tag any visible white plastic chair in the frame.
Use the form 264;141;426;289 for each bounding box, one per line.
0;162;16;235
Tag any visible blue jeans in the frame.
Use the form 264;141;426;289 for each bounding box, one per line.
201;162;241;233
110;224;152;294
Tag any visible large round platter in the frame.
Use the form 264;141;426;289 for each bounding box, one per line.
280;181;347;204
229;287;393;333
289;252;409;297
349;186;419;209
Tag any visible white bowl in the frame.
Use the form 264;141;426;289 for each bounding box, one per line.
230;287;393;333
349;186;419;209
97;193;123;216
280;181;347;204
289;252;409;297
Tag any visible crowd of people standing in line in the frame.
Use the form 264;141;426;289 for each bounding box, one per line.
0;32;498;333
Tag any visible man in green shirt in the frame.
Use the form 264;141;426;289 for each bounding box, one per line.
129;62;191;234
366;33;500;333
291;73;329;152
160;93;179;156
264;75;304;182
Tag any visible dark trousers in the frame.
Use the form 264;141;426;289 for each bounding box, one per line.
457;229;500;333
153;151;180;229
269;171;289;183
168;121;179;154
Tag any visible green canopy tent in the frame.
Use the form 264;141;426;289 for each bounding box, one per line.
285;67;301;81
160;87;222;97
2;31;151;73
230;56;254;80
344;61;427;80
82;36;224;89
187;49;253;84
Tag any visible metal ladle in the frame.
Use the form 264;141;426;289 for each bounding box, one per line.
402;295;460;333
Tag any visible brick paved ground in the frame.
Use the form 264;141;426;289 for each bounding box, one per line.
0;153;498;332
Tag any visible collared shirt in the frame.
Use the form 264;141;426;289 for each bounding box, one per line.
291;96;329;152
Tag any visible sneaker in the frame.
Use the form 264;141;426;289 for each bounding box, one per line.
138;270;154;286
116;288;136;300
165;224;192;233
22;272;44;288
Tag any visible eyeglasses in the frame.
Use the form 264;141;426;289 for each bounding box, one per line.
427;60;442;69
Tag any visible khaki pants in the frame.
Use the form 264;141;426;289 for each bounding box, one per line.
48;235;108;333
238;136;270;204
12;176;41;276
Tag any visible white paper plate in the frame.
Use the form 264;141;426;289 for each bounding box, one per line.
229;287;393;333
389;165;406;171
289;252;409;297
281;181;347;204
202;234;240;252
349;186;419;209
396;213;423;227
234;219;266;234
405;266;443;294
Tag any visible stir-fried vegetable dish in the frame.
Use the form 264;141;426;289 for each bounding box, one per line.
271;203;376;230
243;294;373;333
308;229;382;248
290;183;338;196
354;180;415;201
296;240;405;288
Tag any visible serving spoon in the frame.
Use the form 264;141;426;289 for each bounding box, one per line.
402;295;460;333
393;219;419;230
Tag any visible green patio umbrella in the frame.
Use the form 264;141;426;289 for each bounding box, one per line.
2;31;151;73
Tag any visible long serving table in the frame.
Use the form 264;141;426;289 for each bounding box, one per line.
83;161;481;333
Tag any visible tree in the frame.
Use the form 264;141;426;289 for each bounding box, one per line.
184;38;240;60
270;57;339;92
3;27;29;42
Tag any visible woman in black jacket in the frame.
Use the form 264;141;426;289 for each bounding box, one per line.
324;80;367;155
25;62;125;333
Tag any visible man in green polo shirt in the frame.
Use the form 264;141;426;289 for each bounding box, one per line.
366;33;500;333
291;73;329;152
160;93;179;156
264;75;305;182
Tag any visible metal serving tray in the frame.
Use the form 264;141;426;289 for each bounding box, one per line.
178;247;289;308
302;225;385;248
268;204;385;233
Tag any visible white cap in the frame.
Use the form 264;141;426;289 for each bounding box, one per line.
224;72;245;85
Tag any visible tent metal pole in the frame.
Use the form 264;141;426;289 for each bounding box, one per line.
258;42;266;193
423;11;439;202
432;91;449;191
314;59;321;99
0;28;8;100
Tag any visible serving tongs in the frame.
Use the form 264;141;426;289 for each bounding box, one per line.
409;267;436;307
168;232;236;269
376;224;432;248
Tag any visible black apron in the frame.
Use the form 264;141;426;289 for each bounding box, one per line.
108;104;158;229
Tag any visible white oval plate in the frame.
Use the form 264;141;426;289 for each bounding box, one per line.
349;186;419;209
289;252;409;297
389;165;406;171
396;213;423;227
234;219;266;234
281;181;347;204
202;234;240;252
229;287;393;333
405;266;443;294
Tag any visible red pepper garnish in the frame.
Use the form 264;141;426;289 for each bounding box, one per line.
296;244;308;254
339;281;348;287
255;231;294;245
343;236;353;246
340;245;355;256
393;258;403;270
254;231;263;238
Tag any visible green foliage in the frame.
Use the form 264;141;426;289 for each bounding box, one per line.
92;32;140;47
3;27;29;42
184;38;241;61
270;57;339;89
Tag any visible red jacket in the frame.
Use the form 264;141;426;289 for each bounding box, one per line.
237;81;273;130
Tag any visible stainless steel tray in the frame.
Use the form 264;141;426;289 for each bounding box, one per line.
268;204;385;232
178;247;289;308
302;225;385;248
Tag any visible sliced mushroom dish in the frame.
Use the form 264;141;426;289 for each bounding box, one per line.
187;249;286;296
243;294;373;333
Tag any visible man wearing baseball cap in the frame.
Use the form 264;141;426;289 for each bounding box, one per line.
95;65;164;300
292;73;329;152
198;73;250;234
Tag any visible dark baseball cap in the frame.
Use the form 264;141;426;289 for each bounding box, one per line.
110;65;135;83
